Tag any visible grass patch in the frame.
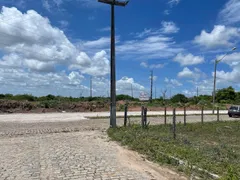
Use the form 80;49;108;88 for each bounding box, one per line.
107;121;240;179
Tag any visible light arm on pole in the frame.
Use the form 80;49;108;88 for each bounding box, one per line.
98;0;129;6
216;47;237;64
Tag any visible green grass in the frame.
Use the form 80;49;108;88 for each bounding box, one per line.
107;121;240;179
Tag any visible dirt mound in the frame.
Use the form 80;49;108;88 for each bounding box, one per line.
0;100;37;113
0;100;111;113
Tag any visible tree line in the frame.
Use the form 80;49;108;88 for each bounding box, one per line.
0;86;239;104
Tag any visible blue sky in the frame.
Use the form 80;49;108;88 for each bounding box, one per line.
0;0;240;98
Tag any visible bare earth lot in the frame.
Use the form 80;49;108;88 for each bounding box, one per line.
0;112;233;180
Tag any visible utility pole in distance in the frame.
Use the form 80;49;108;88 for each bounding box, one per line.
98;0;129;128
150;70;153;103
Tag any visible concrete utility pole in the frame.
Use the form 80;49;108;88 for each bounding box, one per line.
98;0;129;128
150;70;153;103
212;47;236;114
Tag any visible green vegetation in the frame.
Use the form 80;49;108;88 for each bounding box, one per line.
0;86;240;110
108;121;240;179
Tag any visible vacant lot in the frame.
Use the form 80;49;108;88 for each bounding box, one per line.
108;121;240;179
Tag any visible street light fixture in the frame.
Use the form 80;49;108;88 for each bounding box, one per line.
212;47;237;114
98;0;129;128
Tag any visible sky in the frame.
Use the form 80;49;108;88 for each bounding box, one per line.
0;0;240;98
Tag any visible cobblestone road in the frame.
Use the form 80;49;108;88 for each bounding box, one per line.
0;116;189;180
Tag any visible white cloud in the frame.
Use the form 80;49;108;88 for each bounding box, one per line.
216;69;240;82
182;90;195;97
70;50;109;76
91;76;146;97
0;6;109;76
0;68;88;96
117;76;145;94
219;0;240;25
81;37;110;48
150;64;165;69
42;0;51;11
149;76;158;82
140;62;165;69
140;62;148;68
216;52;240;66
168;0;181;7
178;67;193;78
194;25;240;49
214;52;240;84
98;26;111;32
134;23;179;38
59;20;69;28
164;10;170;15
161;21;179;34
117;31;183;60
164;78;182;86
178;67;205;80
173;53;204;66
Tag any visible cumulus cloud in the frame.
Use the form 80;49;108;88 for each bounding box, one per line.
216;52;240;66
194;25;240;49
218;0;240;25
173;53;204;66
70;50;109;76
90;76;146;97
178;67;194;78
178;67;205;79
117;77;145;94
0;68;88;96
0;6;109;75
214;52;240;84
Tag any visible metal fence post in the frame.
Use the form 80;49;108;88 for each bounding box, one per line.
141;106;144;128
124;104;128;127
217;107;220;122
144;107;147;127
184;106;186;126
201;106;204;124
173;108;176;140
164;107;167;125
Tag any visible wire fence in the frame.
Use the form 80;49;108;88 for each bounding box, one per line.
121;104;229;131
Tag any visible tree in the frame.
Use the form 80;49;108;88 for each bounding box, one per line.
216;86;236;103
116;94;134;101
171;94;188;103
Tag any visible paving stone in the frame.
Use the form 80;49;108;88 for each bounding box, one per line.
0;121;152;180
